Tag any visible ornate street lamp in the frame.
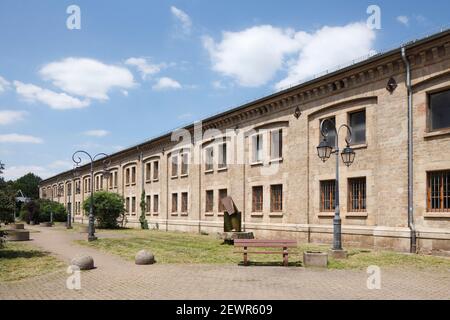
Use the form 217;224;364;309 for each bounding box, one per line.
316;119;356;257
72;150;110;242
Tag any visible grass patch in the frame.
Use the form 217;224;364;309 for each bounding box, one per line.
0;242;65;282
75;229;450;270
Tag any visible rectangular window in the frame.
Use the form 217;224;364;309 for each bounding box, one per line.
252;134;263;162
109;173;113;189
145;163;151;182
252;186;263;212
218;189;228;212
349;110;366;145
205;147;214;171
172;193;178;213
131;167;136;185
67;183;72;195
75;181;80;194
153;194;159;213
172;155;178;177
320;180;336;212
270;184;283;212
321;117;336;148
126;197;130;214
218;143;227;169
153;161;159;181
181;192;188;213
427;170;450;212
125;168;130;185
114;172;118;188
131;196;136;214
181;153;189;176
205;190;214;212
146;195;151;213
348;178;367;212
429;89;450;131
270;129;283;159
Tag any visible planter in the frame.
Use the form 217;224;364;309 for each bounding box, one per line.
40;222;53;227
303;251;328;268
5;230;30;241
9;223;25;230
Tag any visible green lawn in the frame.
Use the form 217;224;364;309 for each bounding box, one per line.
0;242;65;282
75;228;450;270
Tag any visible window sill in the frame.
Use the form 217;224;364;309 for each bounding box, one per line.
218;167;228;172
250;161;263;167
170;213;178;216
145;179;152;184
269;212;283;217
424;128;450;139
345;212;368;218
424;213;450;218
218;212;224;217
180;213;188;216
152;213;159;216
204;170;214;174
204;213;214;216
318;212;335;218
152;179;159;183
180;174;189;178
250;212;263;217
350;143;368;150
269;158;283;164
171;176;178;179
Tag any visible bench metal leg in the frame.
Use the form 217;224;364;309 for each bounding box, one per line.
283;247;288;267
243;247;248;266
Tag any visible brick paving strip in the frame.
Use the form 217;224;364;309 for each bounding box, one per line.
1;226;449;300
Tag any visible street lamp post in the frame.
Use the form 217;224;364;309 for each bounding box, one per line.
72;150;111;242
316;119;355;257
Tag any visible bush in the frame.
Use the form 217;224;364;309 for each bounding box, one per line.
0;186;15;224
38;199;67;222
83;192;125;229
21;200;40;223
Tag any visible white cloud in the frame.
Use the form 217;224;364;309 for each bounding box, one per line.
170;6;192;35
83;129;110;137
152;77;182;91
39;57;135;100
14;81;90;110
203;23;376;90
125;57;164;79
0;76;10;93
0;133;43;144
275;23;376;90
2;165;54;180
0;110;28;125
397;16;409;26
203;25;309;87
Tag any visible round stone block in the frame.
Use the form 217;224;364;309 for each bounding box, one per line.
5;230;30;241
135;250;155;265
70;254;94;270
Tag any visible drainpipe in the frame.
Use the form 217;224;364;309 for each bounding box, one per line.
401;46;417;253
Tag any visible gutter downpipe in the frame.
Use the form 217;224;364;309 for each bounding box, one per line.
401;46;417;254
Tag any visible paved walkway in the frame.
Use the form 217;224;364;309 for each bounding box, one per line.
1;226;449;300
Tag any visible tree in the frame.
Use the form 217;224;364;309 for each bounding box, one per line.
21;200;40;224
139;191;149;230
38;199;67;222
13;173;42;200
0;182;15;223
83;191;125;229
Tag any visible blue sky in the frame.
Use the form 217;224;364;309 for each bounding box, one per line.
0;0;448;180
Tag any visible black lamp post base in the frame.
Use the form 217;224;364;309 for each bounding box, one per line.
330;249;348;259
88;235;98;242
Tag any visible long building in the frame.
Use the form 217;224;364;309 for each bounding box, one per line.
39;30;450;254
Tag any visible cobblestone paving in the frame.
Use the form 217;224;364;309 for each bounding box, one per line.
1;226;449;300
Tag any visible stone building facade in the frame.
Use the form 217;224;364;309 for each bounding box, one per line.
39;30;450;254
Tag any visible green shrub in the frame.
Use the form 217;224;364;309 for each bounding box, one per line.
0;186;15;224
21;200;40;223
83;192;125;229
38;199;67;222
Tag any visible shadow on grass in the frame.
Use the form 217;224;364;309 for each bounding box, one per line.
0;248;49;259
238;260;303;267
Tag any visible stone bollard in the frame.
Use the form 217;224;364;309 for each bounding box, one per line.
303;251;328;268
9;223;25;230
70;254;95;270
5;230;30;241
135;250;155;265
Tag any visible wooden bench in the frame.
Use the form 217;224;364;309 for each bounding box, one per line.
234;239;297;267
